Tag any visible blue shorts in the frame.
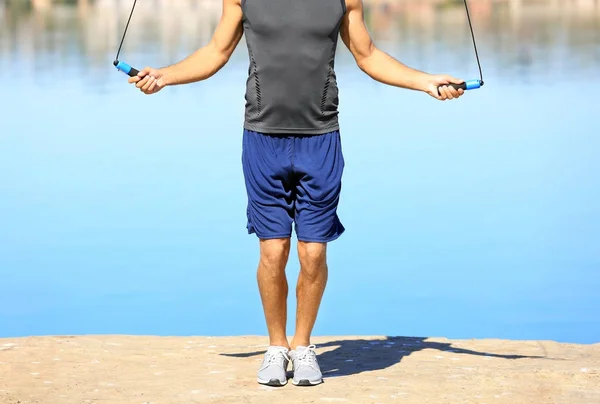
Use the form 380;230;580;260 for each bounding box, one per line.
241;129;345;242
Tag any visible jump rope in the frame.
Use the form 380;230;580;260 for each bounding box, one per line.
113;0;484;95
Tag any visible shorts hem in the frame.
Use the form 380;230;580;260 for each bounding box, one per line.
296;230;345;244
248;229;292;240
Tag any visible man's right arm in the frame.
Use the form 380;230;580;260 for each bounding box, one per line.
131;0;243;90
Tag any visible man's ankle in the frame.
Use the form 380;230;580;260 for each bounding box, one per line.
290;340;310;351
269;341;291;350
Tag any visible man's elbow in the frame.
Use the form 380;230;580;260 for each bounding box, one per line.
217;50;231;67
356;57;369;73
354;45;376;73
356;54;374;75
208;39;235;67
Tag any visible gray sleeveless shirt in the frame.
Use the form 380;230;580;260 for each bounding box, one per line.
241;0;346;134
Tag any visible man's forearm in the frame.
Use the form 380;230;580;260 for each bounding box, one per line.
160;43;229;86
358;48;429;91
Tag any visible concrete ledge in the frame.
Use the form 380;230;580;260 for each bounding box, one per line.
1;335;599;403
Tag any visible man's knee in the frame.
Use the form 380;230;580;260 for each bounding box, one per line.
259;238;291;269
298;241;327;272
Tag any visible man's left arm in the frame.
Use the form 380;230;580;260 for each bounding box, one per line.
340;0;464;101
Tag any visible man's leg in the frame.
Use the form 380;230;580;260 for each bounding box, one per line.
257;238;292;349
241;129;295;386
291;241;328;350
288;130;345;386
289;242;329;386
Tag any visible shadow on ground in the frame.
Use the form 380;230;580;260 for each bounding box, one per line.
220;336;547;378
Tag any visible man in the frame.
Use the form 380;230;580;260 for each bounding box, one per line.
129;0;465;387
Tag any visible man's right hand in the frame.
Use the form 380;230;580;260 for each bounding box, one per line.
128;67;168;95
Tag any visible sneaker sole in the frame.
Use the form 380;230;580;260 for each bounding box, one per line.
292;379;323;386
257;378;287;387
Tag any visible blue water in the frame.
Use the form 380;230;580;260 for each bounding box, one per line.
1;3;599;344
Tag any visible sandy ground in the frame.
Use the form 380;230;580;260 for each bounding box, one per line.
1;335;599;404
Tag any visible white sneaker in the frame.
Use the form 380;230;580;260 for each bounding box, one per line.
257;346;290;386
289;345;323;386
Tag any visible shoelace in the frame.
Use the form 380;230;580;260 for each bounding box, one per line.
294;345;317;368
265;347;290;365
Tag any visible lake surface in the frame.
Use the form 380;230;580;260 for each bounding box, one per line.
1;1;599;344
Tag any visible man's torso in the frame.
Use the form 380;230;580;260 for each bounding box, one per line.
241;0;346;135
